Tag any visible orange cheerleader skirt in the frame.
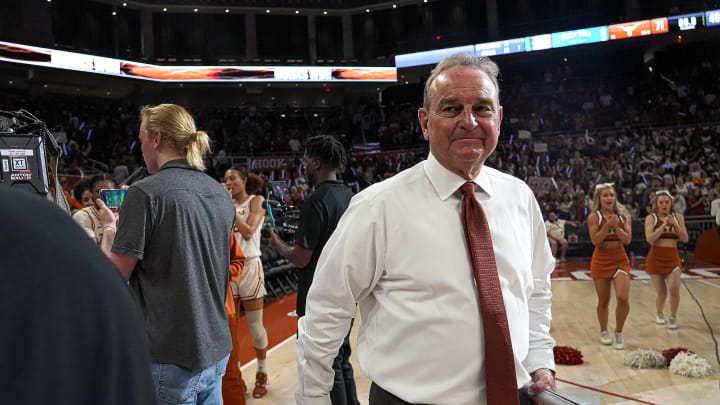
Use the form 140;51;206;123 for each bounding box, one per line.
591;247;631;279
645;246;682;275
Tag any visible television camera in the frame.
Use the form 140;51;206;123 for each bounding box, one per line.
0;110;71;214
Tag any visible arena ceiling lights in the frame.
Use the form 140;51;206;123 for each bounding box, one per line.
0;41;397;83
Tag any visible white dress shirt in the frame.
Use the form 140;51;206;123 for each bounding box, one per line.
296;152;556;405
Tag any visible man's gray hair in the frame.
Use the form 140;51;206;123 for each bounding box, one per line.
422;53;500;111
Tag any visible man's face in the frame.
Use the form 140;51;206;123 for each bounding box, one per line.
418;66;502;178
139;120;159;174
549;212;557;221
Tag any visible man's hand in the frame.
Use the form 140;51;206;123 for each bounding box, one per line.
528;368;556;404
268;229;282;249
96;199;118;229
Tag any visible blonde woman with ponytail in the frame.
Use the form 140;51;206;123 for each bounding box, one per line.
110;104;237;405
644;190;688;329
587;183;632;350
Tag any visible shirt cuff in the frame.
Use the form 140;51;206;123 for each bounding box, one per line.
294;392;331;405
110;244;144;260
523;347;556;375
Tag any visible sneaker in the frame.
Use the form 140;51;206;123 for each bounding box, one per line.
655;313;665;325
668;317;678;330
614;332;624;350
253;372;268;398
600;330;612;345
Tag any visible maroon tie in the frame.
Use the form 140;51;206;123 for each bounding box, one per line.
460;182;519;405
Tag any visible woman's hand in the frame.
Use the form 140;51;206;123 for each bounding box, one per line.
96;199;118;230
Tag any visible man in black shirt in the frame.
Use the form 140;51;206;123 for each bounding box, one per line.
0;190;156;405
269;135;357;405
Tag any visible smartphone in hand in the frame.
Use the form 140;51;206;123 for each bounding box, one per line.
99;189;126;208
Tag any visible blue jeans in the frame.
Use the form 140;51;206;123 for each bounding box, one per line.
151;355;230;405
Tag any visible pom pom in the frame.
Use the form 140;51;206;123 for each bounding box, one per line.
624;349;667;369
554;346;583;365
669;352;713;378
662;347;692;364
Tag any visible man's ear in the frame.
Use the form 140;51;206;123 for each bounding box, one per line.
151;131;163;150
418;108;429;141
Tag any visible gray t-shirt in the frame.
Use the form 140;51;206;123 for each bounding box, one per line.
112;159;235;370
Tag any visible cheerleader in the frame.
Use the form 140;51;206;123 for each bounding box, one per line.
587;183;632;349
644;190;689;329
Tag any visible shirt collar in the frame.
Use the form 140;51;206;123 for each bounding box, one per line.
423;152;494;201
159;159;195;172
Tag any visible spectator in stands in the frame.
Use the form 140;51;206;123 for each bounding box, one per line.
72;174;117;255
223;167;270;399
290;185;305;208
72;177;94;209
710;189;720;230
688;186;708;216
110;104;235;405
545;211;578;262
109;158;130;185
294;54;556;405
672;186;687;215
0;190;157;405
644;190;688;330
588;183;632;350
269;135;358;405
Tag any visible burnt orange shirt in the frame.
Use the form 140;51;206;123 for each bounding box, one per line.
226;232;245;315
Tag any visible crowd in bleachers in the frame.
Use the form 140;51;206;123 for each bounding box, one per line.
2;47;719;223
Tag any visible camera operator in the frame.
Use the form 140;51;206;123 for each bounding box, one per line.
269;135;358;405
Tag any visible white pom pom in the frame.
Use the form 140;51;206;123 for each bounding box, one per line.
669;352;713;378
624;349;667;369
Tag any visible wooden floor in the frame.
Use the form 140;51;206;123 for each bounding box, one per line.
236;261;720;405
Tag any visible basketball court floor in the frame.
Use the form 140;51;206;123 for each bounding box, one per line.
233;256;720;405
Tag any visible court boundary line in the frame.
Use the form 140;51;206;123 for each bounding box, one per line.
697;280;720;289
241;333;296;372
555;377;659;404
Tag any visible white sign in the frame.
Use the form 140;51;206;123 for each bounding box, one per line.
534;142;548;153
527;176;554;193
51;50;121;74
274;67;333;81
518;130;532;139
0;149;34;156
11;157;27;170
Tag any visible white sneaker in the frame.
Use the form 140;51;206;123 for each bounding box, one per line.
614;332;624;350
655;313;665;325
600;330;612;345
668;317;678;330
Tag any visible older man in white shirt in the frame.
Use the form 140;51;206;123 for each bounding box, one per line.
296;53;556;405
